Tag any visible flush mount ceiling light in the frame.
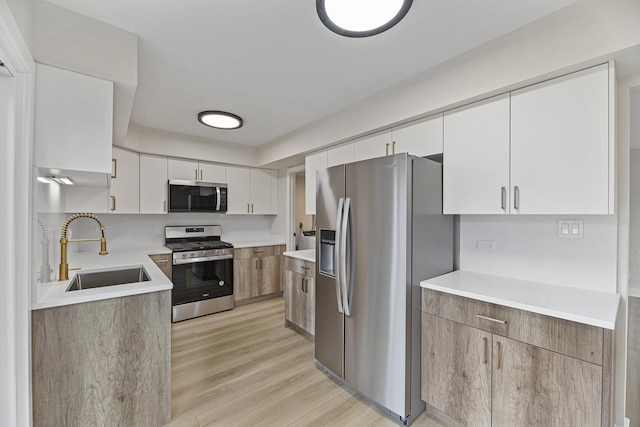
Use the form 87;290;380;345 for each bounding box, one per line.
317;0;412;37
198;111;243;130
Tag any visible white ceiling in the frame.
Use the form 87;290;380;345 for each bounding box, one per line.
44;0;576;147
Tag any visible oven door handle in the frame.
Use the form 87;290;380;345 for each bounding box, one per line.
173;254;233;265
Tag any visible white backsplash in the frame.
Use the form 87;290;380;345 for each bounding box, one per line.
458;214;618;293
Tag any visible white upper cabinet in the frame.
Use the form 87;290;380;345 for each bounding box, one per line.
327;143;354;168
139;154;168;214
34;64;113;174
443;94;511;214
168;158;225;183
226;166;277;214
304;150;328;215
110;147;140;214
391;113;443;157
510;64;611;214
353;131;392;162
443;63;613;215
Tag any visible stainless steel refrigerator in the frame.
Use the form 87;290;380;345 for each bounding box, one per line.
315;153;453;426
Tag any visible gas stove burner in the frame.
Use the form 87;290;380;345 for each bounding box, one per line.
164;225;233;253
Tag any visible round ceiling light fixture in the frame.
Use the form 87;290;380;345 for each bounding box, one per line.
197;111;243;130
317;0;412;38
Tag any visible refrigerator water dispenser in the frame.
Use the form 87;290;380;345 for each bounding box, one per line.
319;229;335;277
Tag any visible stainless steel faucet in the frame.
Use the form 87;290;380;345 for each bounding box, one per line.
58;213;108;281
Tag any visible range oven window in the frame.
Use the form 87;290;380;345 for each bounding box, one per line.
172;258;233;306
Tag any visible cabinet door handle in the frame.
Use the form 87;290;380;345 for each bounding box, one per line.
111;158;117;179
385;143;389;156
200;169;203;181
301;277;305;292
482;337;488;364
251;203;254;213
110;195;116;211
500;187;506;210
163;200;167;212
247;203;250;213
195;168;198;181
253;250;264;254
514;186;520;210
392;141;396;154
496;341;502;370
476;314;507;324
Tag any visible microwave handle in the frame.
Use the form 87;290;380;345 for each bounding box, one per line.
216;187;221;211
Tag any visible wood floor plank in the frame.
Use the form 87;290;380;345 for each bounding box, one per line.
167;298;443;427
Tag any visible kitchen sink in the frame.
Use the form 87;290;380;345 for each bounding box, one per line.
66;266;150;291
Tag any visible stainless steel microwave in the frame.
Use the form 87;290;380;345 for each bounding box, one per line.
168;180;227;213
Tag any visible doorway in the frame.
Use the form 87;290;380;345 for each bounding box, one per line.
286;166;314;251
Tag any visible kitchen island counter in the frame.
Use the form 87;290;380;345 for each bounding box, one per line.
33;247;173;310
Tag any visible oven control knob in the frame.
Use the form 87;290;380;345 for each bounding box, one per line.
219;280;225;286
190;253;196;258
182;253;187;258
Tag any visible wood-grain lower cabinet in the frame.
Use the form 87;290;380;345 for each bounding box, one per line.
32;290;171;427
149;253;172;281
421;289;612;427
233;245;284;305
284;256;315;341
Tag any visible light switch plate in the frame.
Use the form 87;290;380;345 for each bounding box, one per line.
558;219;583;239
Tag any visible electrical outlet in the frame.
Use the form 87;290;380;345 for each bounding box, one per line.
558;219;583;239
477;240;495;251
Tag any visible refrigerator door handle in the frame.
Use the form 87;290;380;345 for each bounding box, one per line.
341;197;351;316
335;197;344;314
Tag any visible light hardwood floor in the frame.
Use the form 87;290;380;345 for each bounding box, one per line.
167;297;443;427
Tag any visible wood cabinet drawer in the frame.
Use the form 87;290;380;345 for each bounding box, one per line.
422;289;603;365
285;257;315;277
149;253;172;281
234;245;283;259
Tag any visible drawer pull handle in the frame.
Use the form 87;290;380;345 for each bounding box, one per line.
476;314;507;324
154;260;169;264
300;266;310;270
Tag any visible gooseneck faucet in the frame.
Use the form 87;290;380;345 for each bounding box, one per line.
59;213;108;281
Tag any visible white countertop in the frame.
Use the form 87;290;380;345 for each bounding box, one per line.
33;247;173;310
283;249;315;262
421;270;619;330
226;234;286;248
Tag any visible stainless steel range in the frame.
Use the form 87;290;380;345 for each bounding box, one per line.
165;225;234;322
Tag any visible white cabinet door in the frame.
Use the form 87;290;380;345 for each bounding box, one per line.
250;169;272;214
327;143;355;167
392;113;443;157
443;94;510;214
305;150;328;215
269;170;278;214
34;64;113;174
139;154;168;214
353;130;392;162
200;161;226;183
168;158;199;181
510;64;610;214
110;147;139;214
226;166;251;214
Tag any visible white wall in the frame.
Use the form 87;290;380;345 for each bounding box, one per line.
630;148;640;292
259;0;640;166
459;215;617;292
124;123;260;167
